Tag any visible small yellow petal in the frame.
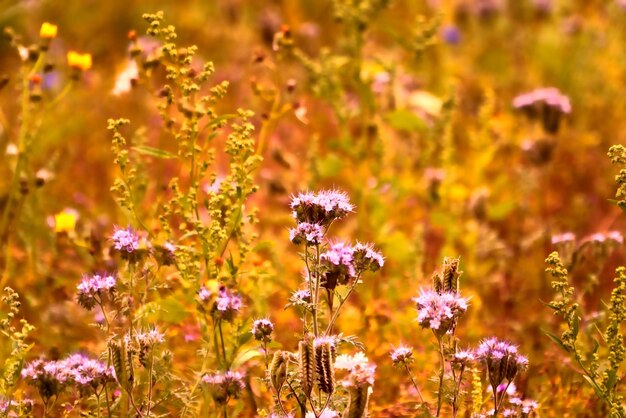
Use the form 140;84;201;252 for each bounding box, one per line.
54;210;77;233
67;51;92;71
40;22;58;39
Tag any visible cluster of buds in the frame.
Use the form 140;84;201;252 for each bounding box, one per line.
414;289;468;337
390;346;414;367
290;190;354;228
125;329;165;367
21;354;115;400
513;87;571;134
213;286;243;322
251;318;274;343
76;273;116;310
476;338;529;396
202;370;246;405
319;242;384;290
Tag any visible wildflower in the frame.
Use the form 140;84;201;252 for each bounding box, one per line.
452;349;475;366
291;190;353;225
289;222;324;245
522;399;539;415
352;242;384;273
476;338;529;394
154;241;176;265
39;22;58;39
513;87;571;134
198;286;212;302
251;318;274;342
76;273;116;310
314;336;337;394
214;286;243;321
67;51;93;72
52;209;78;234
414;289;468;336
441;25;461;45
202;370;245;405
335;352;376;388
389;346;414;366
290;288;311;306
320;242;356;289
111;226;139;254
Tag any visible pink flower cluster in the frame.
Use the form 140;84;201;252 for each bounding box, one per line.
414;289;468;335
334;352;376;388
290;190;354;225
111;226;139;253
215;286;243;321
390;345;414;366
513;87;571;133
476;338;529;391
76;273;116;310
202;370;245;404
251;318;274;342
21;354;115;399
320;241;384;290
289;222;324;245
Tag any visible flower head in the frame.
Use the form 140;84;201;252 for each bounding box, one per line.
390;345;414;366
111;226;139;253
352;242;384;272
414;289;468;336
289;222;324;245
513;87;571;133
476;338;529;391
334;352;376;388
76;273;116;310
320;242;356;289
202;370;245;405
39;22;58;39
291;190;353;225
67;51;93;71
214;286;243;321
53;209;78;234
251;318;274;342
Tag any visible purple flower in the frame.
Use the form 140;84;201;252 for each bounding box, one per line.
111;226;139;253
390;345;414;366
320;242;356;289
334;352;376;388
352;242;384;272
476;338;529;392
251;318;274;342
513;87;571;134
76;273;116;310
22;355;114;399
290;289;311;306
414;289;468;336
289;222;324;245
198;286;212;302
441;25;461;45
214;287;243;321
452;349;475;366
291;190;354;225
202;370;246;404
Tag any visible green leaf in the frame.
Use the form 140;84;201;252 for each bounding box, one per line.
132;145;177;159
385;109;426;132
582;374;604;398
543;329;570;353
230;349;261;369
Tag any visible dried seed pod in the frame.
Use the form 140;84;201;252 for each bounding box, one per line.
442;256;461;294
345;385;371;418
109;341;125;386
270;351;287;391
299;336;315;397
314;337;335;394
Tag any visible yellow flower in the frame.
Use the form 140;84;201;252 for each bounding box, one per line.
54;209;77;233
40;22;58;39
67;51;92;71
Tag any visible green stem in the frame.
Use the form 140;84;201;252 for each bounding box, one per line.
436;337;445;417
404;364;424;403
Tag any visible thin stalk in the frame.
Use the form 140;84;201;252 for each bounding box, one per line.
218;320;227;365
404;364;424;403
436;337;445;417
146;349;155;417
324;274;361;336
96;392;101;418
452;365;465;418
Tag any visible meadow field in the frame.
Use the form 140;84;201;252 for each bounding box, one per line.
1;1;626;416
